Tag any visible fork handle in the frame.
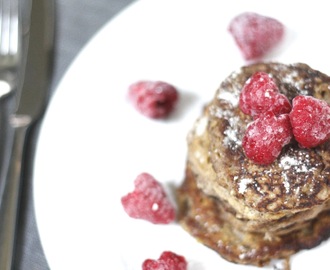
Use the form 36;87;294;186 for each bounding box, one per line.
0;115;31;270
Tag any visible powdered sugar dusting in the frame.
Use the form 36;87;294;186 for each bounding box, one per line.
282;174;291;194
238;178;253;194
281;70;309;95
279;152;313;194
224;116;242;147
194;116;208;137
211;105;243;148
280;155;309;173
217;90;239;107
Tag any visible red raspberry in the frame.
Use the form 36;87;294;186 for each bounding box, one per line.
128;80;179;119
142;251;187;270
228;12;285;60
242;112;293;165
239;72;291;118
121;173;175;224
289;95;330;148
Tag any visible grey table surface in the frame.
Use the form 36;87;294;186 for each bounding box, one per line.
13;0;135;269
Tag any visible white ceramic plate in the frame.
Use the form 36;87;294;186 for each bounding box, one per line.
34;0;330;269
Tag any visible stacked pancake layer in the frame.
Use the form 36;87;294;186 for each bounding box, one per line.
177;63;330;266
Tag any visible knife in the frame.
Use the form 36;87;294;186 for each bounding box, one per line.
0;0;55;268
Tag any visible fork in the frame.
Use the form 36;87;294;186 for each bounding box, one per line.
0;0;20;65
0;0;21;97
0;0;22;268
0;0;53;269
0;0;21;206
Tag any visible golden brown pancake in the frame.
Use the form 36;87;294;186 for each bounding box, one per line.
177;62;330;267
177;165;330;266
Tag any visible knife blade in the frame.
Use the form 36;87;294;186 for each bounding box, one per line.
0;0;55;268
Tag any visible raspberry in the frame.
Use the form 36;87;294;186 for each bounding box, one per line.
142;251;187;270
239;72;291;118
242;112;293;165
289;95;330;148
228;12;285;60
121;173;175;224
128;80;179;119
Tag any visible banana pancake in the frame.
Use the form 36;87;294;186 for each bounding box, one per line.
177;62;330;267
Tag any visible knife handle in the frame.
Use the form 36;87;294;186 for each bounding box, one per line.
0;115;31;270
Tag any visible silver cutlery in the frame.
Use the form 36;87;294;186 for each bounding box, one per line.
0;0;22;267
0;0;20;72
0;0;55;268
0;0;21;235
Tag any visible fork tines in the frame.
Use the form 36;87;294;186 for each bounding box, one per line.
0;0;19;58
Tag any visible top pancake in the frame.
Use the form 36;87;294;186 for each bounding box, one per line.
188;62;330;220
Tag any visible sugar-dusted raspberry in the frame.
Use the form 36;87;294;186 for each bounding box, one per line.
239;71;291;118
289;95;330;148
242;112;293;165
142;251;187;270
121;173;175;224
228;12;285;60
128;80;179;119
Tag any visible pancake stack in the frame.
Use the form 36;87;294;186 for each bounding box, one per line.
177;62;330;267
